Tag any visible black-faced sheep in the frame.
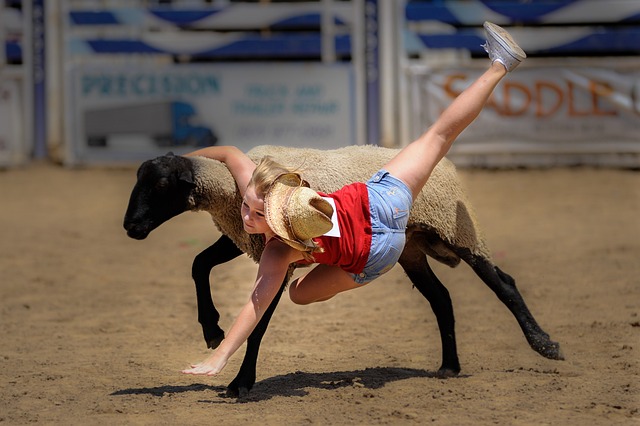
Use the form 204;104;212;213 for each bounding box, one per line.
123;145;562;397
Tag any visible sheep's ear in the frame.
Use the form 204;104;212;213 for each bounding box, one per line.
179;170;195;186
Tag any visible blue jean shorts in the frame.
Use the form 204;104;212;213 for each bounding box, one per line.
351;170;413;284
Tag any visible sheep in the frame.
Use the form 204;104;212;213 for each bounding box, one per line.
124;144;562;397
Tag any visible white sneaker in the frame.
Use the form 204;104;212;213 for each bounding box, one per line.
482;22;526;72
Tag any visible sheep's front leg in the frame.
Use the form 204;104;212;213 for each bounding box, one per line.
192;235;243;349
399;246;461;377
227;279;287;398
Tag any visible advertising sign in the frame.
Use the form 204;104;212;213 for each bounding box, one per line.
411;64;640;166
66;63;355;164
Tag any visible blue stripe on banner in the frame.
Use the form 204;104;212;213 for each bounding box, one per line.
405;0;640;24
69;11;120;25
83;34;352;57
69;9;347;30
5;41;21;61
149;11;345;29
271;14;320;28
415;33;484;52
87;40;163;54
150;10;218;25
405;1;572;25
621;12;640;23
538;29;640;55
480;0;577;21
209;38;321;57
413;27;640;55
270;14;348;29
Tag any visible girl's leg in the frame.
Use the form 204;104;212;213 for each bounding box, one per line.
290;68;506;303
385;22;526;200
384;62;506;200
289;265;363;305
290;65;507;307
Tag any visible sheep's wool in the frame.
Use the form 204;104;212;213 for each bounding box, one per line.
188;145;491;265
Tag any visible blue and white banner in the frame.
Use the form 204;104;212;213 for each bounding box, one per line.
67;32;352;59
65;3;354;59
403;0;640;56
404;0;640;25
405;25;640;57
66;63;355;164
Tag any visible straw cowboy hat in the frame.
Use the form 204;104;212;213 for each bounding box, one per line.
264;173;334;252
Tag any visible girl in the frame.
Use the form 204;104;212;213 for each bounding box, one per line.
182;22;526;376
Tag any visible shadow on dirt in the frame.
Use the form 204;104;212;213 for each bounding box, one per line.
111;366;468;403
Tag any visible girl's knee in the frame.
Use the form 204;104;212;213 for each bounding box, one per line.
289;277;332;305
288;278;310;305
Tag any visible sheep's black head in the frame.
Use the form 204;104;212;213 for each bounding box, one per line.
124;152;196;240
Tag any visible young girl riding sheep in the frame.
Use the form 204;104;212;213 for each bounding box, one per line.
182;22;526;376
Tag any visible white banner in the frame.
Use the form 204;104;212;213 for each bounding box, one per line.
411;64;640;166
66;63;355;164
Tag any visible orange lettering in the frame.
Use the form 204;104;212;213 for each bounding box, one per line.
535;81;563;117
567;81;589;117
502;81;530;116
590;81;616;116
442;74;466;98
486;94;503;115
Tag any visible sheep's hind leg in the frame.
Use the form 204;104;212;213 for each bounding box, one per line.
398;245;461;378
227;279;287;398
459;249;563;360
192;235;243;349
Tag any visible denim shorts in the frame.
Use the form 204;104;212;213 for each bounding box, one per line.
351;170;413;284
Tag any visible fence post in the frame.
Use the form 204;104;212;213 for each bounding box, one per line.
32;0;46;159
364;0;379;146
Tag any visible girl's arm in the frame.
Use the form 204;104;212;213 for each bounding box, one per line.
181;240;300;376
184;146;256;196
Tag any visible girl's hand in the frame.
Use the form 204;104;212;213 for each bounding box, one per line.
181;351;228;376
181;240;296;377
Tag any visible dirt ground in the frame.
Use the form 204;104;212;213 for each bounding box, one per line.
1;161;638;425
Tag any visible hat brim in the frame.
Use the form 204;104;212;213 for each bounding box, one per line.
264;174;332;252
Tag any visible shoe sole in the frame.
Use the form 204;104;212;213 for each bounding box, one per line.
484;22;526;62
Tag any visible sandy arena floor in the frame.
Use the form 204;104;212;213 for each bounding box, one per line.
1;162;638;424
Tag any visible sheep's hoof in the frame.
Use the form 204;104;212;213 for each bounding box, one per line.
226;384;250;399
533;339;564;360
527;333;564;360
436;367;460;379
207;334;225;350
227;372;256;399
202;325;225;349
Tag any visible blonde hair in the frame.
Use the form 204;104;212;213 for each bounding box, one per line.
249;156;300;197
249;157;318;261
